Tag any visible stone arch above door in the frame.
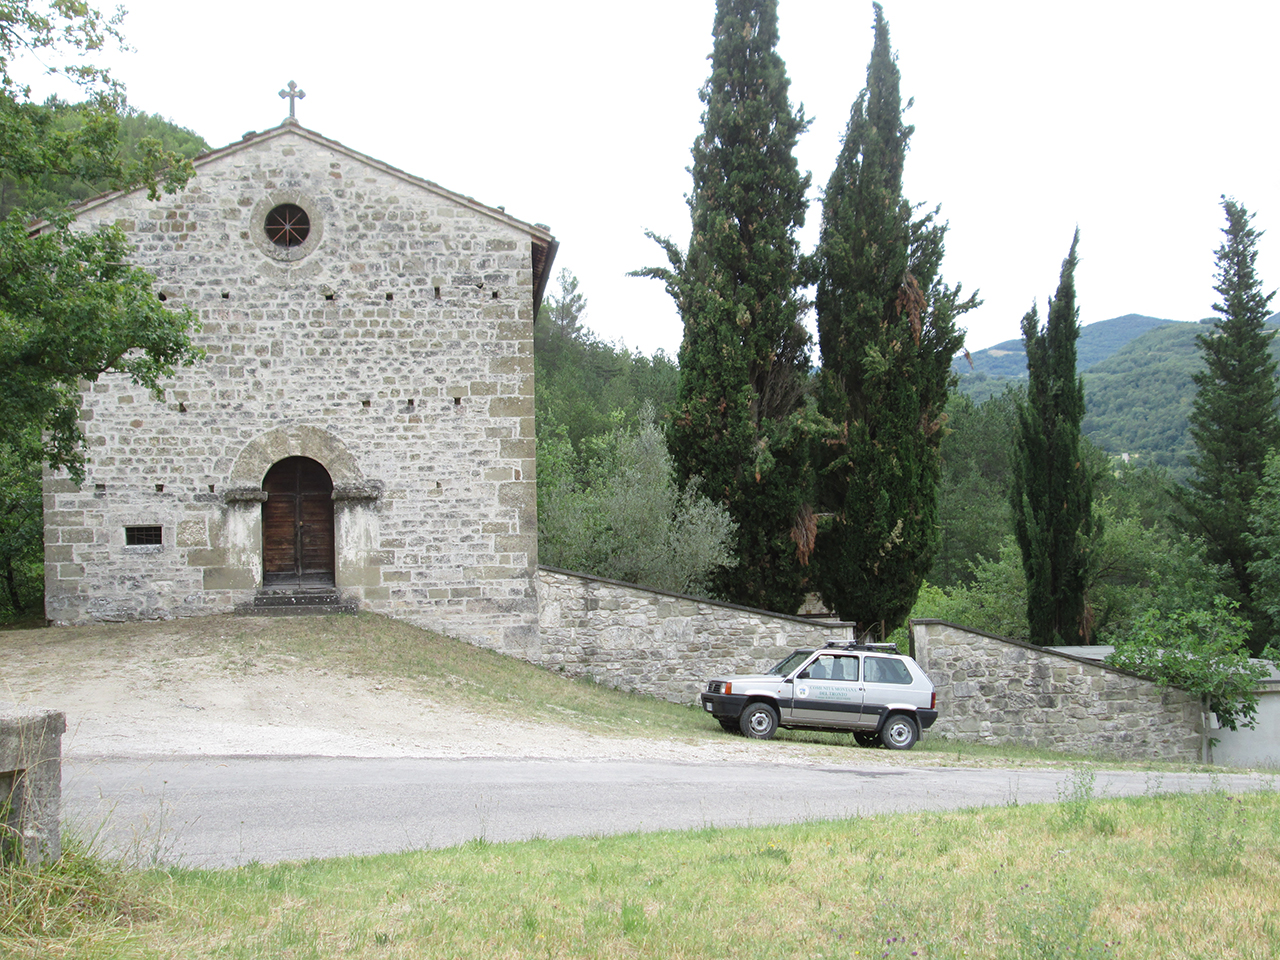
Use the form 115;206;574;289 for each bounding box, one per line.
225;426;381;502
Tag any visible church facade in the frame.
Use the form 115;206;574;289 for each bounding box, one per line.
43;120;556;652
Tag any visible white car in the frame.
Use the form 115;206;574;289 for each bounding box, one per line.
699;642;938;749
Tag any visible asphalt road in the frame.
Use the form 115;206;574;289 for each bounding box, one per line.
62;756;1274;868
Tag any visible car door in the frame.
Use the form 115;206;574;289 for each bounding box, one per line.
789;653;863;728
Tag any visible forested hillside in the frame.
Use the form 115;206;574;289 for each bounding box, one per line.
0;99;208;217
534;272;739;595
955;313;1176;382
534;299;679;453
1080;322;1204;475
954;315;1280;475
1081;319;1280;476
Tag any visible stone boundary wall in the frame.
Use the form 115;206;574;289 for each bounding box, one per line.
533;567;861;704
529;573;1204;761
910;619;1203;762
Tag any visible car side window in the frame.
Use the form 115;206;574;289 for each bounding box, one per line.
803;655;855;686
805;654;860;682
832;656;858;681
864;656;911;684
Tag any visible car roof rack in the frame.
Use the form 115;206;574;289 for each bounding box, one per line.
821;640;900;652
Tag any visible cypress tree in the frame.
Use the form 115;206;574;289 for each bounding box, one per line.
1175;199;1279;655
811;4;974;630
634;0;814;612
1010;232;1097;645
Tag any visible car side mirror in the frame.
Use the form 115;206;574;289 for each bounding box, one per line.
796;670;810;680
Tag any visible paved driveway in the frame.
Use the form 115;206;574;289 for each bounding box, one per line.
63;756;1273;868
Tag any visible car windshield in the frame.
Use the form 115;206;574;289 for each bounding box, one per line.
767;651;813;676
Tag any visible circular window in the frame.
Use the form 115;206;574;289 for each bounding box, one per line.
265;204;311;248
251;193;324;263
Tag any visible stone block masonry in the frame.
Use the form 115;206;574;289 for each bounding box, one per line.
534;567;863;704
910;619;1202;762
43;123;554;652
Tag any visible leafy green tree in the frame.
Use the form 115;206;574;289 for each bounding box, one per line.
542;267;587;341
811;3;975;630
0;198;199;479
1106;599;1269;762
538;407;738;595
1174;199;1280;655
933;388;1020;588
1246;450;1280;646
534;270;678;461
0;432;43;616
1011;232;1098;644
0;1;199;480
634;0;814;612
914;536;1030;642
0;98;209;217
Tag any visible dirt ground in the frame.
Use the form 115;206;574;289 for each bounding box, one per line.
0;615;855;766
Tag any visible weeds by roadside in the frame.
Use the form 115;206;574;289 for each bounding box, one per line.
0;837;158;956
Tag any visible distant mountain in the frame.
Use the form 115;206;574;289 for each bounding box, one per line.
1081;317;1280;477
955;314;1177;382
1080;322;1204;475
954;313;1180;405
954;314;1280;478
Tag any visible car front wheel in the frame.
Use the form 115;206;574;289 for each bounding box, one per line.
740;703;779;740
880;714;919;750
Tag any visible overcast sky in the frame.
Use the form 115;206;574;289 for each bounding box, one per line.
39;1;1280;357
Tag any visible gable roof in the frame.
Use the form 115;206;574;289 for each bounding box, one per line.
73;119;559;314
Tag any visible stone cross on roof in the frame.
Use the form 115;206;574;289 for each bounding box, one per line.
279;81;306;121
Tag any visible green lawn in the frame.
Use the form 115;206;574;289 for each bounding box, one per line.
6;788;1278;959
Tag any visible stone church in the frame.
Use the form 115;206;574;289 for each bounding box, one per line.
43;111;556;653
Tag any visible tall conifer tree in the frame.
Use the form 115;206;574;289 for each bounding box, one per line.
811;4;973;630
1175;199;1279;655
635;0;814;612
1011;232;1096;645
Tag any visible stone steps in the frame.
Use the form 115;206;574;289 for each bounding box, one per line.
237;589;358;617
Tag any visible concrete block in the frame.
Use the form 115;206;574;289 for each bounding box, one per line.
0;709;65;866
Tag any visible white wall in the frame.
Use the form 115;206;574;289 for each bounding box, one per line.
1210;668;1280;769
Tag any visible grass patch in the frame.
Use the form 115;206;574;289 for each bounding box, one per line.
6;790;1278;959
0;837;156;955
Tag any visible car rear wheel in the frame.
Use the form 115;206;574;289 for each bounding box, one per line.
739;703;779;740
881;714;919;750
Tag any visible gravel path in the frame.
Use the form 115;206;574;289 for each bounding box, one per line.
1;617;905;768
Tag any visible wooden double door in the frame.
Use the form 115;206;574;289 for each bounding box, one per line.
262;456;335;586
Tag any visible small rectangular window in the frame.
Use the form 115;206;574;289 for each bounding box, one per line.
125;525;163;546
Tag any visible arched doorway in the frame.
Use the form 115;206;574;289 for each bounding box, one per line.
262;456;335;587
